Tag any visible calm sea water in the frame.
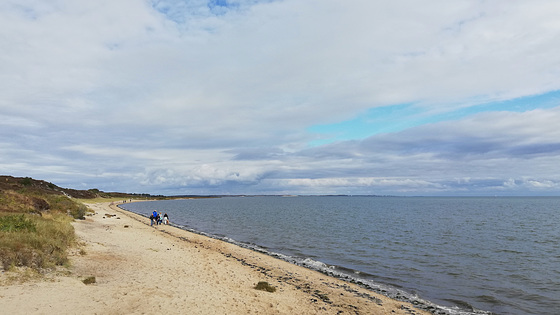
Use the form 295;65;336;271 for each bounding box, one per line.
120;196;560;315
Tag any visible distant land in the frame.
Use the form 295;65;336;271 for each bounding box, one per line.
0;175;393;199
0;175;161;200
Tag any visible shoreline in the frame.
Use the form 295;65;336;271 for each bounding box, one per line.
1;201;431;314
118;202;452;315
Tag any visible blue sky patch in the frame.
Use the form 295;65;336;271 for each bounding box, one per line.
308;90;560;146
208;0;238;15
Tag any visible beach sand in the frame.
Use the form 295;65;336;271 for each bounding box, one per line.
0;202;429;314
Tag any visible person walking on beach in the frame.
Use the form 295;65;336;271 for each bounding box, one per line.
149;213;155;226
163;213;169;225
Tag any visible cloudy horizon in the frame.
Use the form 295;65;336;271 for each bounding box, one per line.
2;0;560;196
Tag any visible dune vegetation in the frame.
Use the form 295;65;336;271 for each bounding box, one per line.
0;176;144;273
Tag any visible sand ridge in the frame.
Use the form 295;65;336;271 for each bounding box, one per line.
0;201;429;314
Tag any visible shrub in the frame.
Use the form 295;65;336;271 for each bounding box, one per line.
82;276;96;285
0;177;92;273
44;195;88;219
69;203;87;220
0;191;37;213
254;281;276;293
0;213;75;270
20;177;32;186
0;214;36;232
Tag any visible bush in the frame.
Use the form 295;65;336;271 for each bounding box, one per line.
20;177;32;186
68;203;87;220
0;191;38;213
0;213;75;270
44;195;88;219
0;214;36;232
0;178;91;273
254;281;276;293
82;276;96;284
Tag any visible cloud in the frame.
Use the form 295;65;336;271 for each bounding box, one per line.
1;1;560;195
225;107;560;195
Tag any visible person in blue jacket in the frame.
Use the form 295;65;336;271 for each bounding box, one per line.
150;210;158;226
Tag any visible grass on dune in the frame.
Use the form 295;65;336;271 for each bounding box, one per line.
0;212;75;271
0;176;152;280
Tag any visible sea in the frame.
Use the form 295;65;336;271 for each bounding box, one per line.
119;196;560;315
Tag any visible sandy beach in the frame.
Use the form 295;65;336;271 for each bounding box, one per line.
0;201;429;314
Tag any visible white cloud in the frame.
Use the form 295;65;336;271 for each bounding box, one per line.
1;1;560;195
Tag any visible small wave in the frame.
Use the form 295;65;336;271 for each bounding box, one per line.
476;295;502;305
496;249;523;254
443;299;475;312
244;252;492;315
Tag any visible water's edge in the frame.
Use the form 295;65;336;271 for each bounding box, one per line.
118;203;492;315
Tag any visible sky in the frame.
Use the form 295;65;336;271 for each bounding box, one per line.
1;0;560;196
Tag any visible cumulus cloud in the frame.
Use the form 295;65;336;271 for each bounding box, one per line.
1;1;560;195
